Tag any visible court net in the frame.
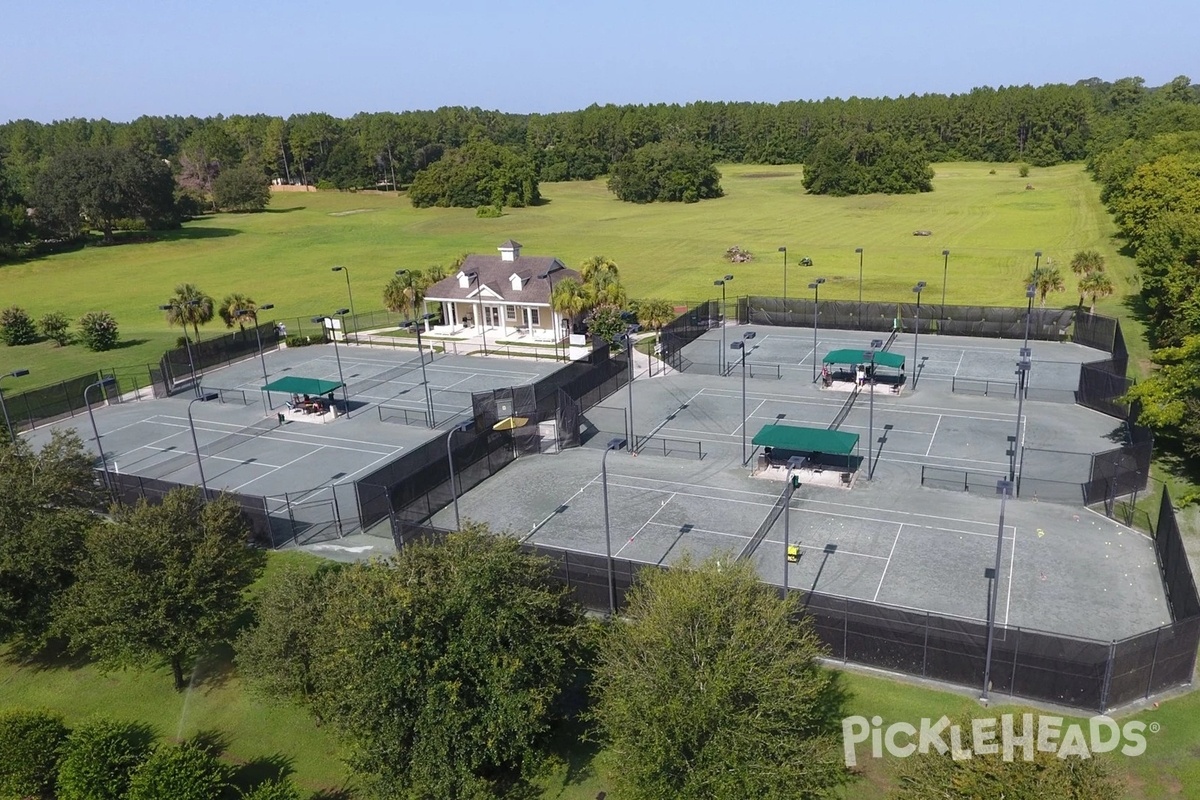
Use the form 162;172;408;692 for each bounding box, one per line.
144;416;280;479
738;478;795;561
828;384;860;430
350;354;437;395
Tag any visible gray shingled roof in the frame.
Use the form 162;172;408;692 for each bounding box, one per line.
425;254;579;305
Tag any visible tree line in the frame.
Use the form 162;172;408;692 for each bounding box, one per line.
1;75;1195;248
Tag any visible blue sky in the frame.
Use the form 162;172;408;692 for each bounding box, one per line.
2;0;1194;123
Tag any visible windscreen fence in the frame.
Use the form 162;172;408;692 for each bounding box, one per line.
382;485;1196;713
739;296;1075;340
160;321;279;396
3;371;123;434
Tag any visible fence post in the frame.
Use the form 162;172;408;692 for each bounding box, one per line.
842;599;849;663
62;381;75;418
286;493;299;546
1010;628;1020;696
331;488;344;538
1100;639;1116;713
1144;627;1162;700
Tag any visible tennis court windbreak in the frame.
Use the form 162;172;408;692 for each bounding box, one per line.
261;377;345;395
752;424;858;455
822;349;904;369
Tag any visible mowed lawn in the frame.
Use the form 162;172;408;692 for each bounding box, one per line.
0;162;1140;389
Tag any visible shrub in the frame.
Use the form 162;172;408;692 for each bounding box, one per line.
0;305;38;345
126;743;229;800
0;709;70;799
241;779;302;800
77;311;120;352
285;333;326;347
475;203;503;218
39;311;72;346
57;719;153;800
1019;163;1031;177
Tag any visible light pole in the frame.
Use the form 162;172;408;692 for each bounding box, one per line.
331;266;356;341
159;299;202;398
602;437;627;615
404;314;437;427
864;338;883;479
911;281;926;389
808;278;825;382
237;304;275;415
855;247;864;328
785;455;804;596
714;274;733;374
311;309;351;418
940;249;950;330
446;419;475;530
620;331;637;451
538;265;565;362
778;246;788;313
84;376;117;498
187;391;219;499
730;331;757;465
1011;352;1031;483
982;479;1014;704
1020;282;1035;402
0;368;30;442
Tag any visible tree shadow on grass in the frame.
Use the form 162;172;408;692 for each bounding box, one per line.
185;727;231;755
308;786;355;800
3;638;93;673
264;206;306;213
229;753;296;793
106;338;150;350
151;227;241;242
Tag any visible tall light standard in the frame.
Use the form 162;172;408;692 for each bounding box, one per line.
982;479;1014;704
0;368;30;442
537;264;564;361
940;250;950;331
1010;351;1032;483
619;331;637;451
785;455;805;597
331;266;357;341
446;419;475;530
864;338;883;479
187;391;219;499
1020;282;1036;403
311;309;351;417
237;304;275;415
778;246;788;311
729;331;757;465
159;299;202;398
714;274;733;374
808;278;825;382
911;281;927;389
855;247;864;328
602;437;627;615
403;314;437;427
84;376;117;498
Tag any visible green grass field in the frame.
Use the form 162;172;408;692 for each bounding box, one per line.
0;161;1142;391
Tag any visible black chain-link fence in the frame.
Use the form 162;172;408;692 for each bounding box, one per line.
160;321;279;396
104;471;275;548
2;371;124;434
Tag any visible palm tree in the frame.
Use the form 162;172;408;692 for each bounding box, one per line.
1025;266;1065;308
164;284;215;342
1078;271;1114;313
551;279;589;335
579;255;620;285
218;293;258;336
639;298;675;355
1069;249;1105;279
383;270;426;319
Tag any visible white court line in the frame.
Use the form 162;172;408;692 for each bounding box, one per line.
953;351;965;377
698;387;1017;424
153;416;396;453
926;415;942;456
523;474;604;542
873;523;906;601
731;399;767;435
608;472;1016;533
616;492;676;556
230;445;326;492
605;480;1013;541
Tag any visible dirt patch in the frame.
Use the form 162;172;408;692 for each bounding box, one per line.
269;184;314;192
328;209;375;217
740;171;797;179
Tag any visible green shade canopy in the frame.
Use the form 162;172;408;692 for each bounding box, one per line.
823;348;905;369
261;376;345;395
752;424;859;456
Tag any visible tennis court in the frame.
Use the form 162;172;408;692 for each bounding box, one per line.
436;447;1168;640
